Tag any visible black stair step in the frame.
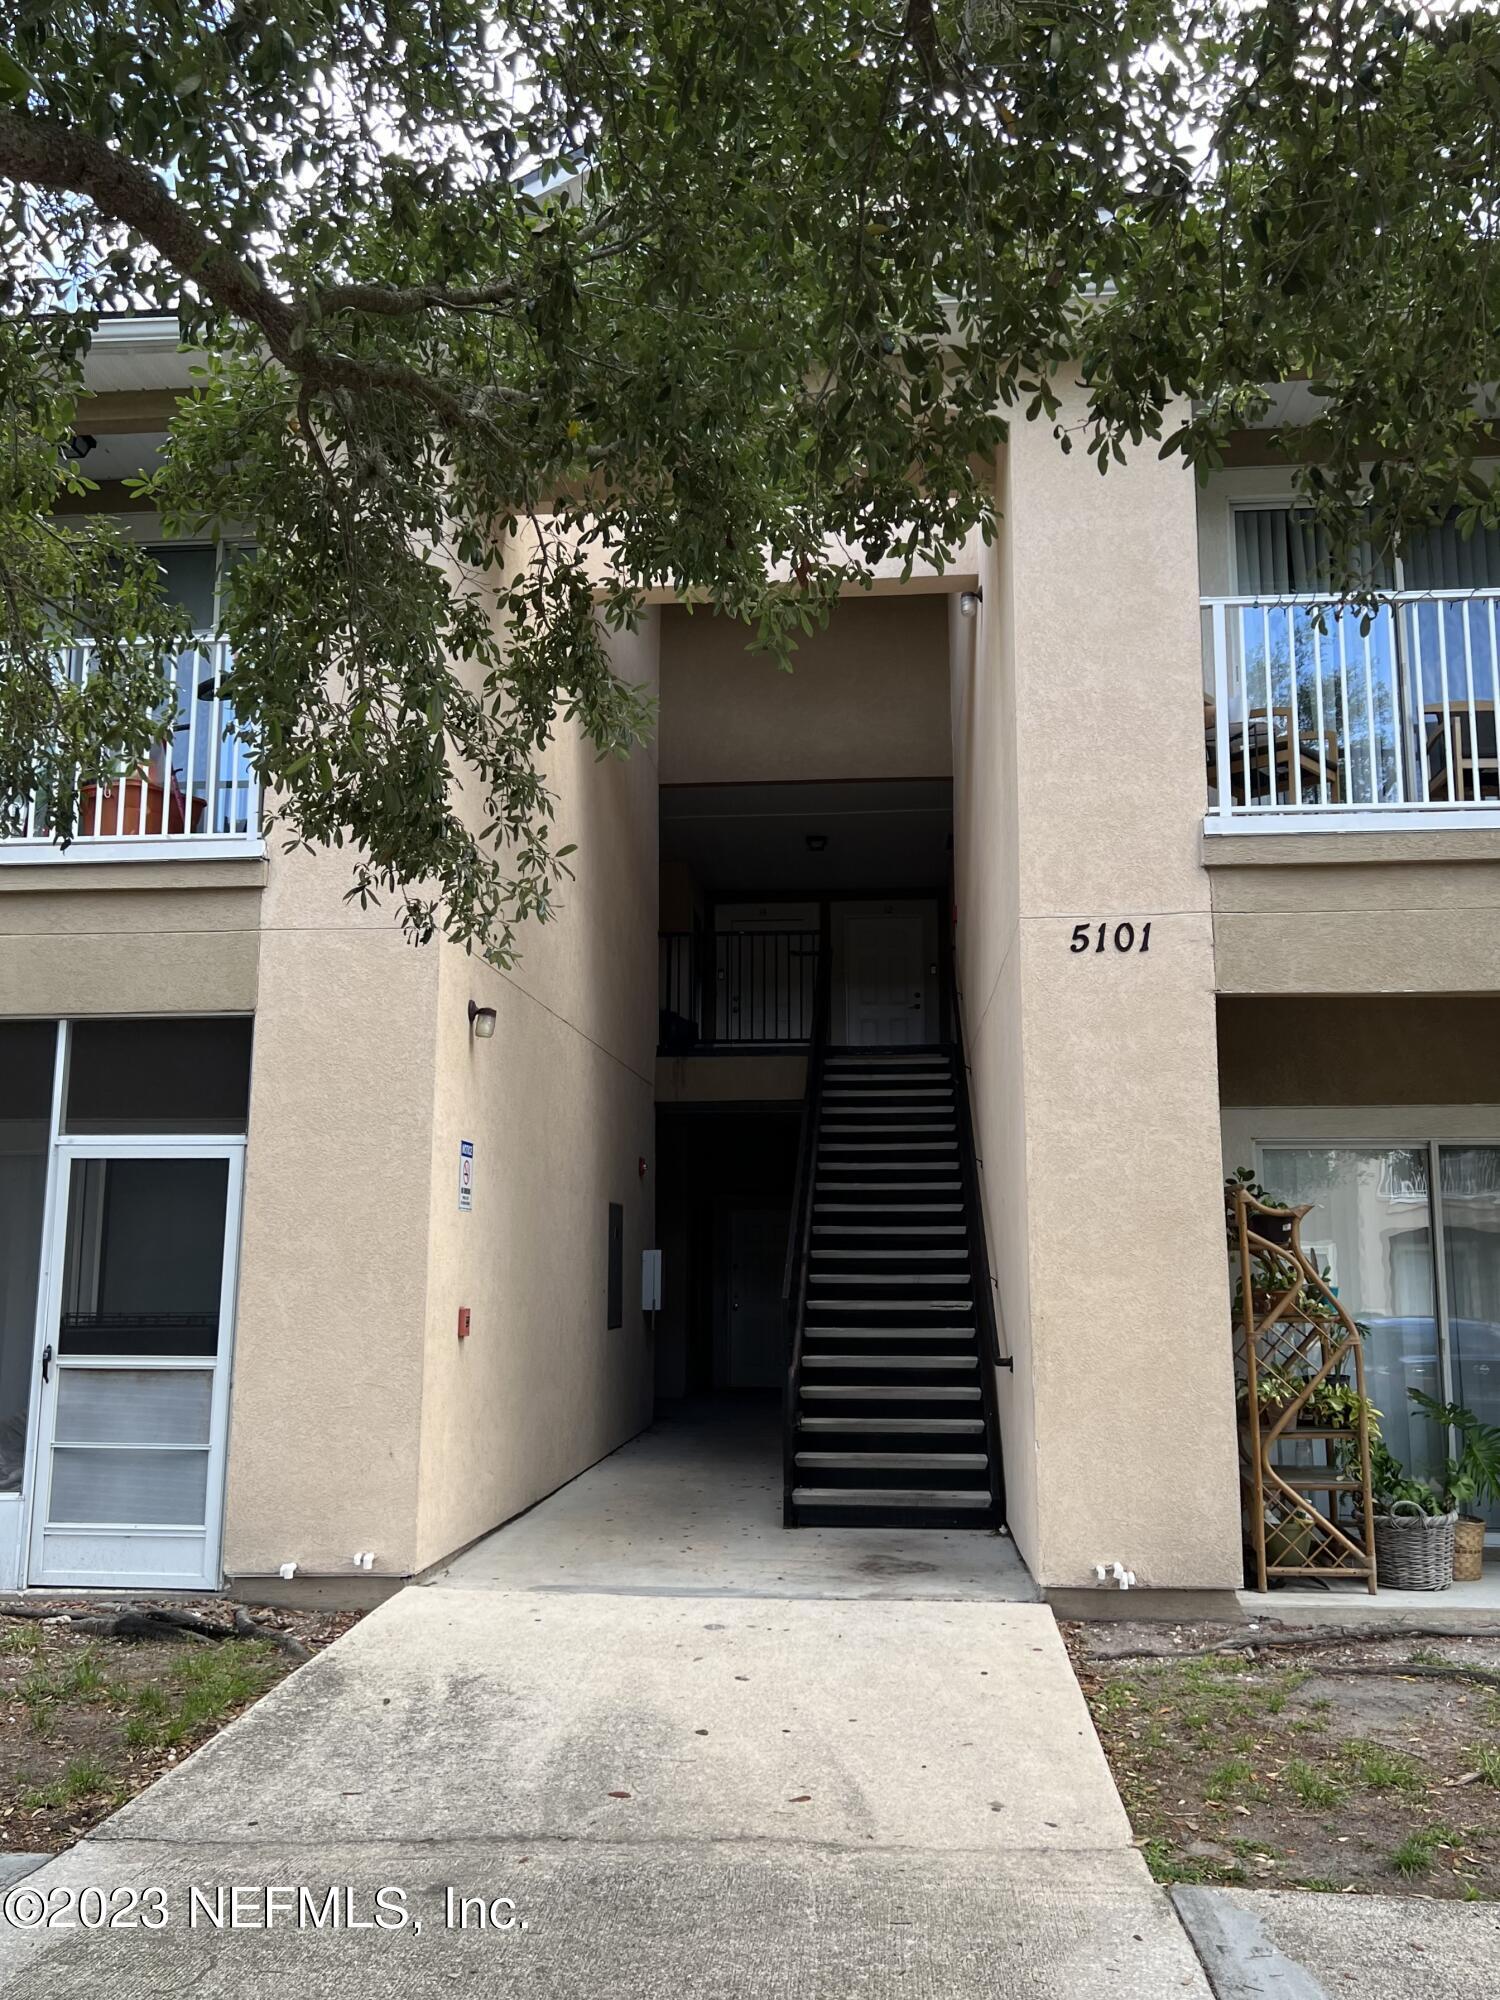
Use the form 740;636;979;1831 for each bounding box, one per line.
817;1201;962;1208
823;1090;954;1101
820;1126;956;1139
804;1325;978;1338
800;1416;988;1432
812;1250;969;1263
814;1224;966;1235
795;1450;989;1470
802;1352;977;1370
800;1383;981;1400
790;1486;991;1509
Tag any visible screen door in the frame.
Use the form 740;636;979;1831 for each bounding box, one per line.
27;1144;242;1589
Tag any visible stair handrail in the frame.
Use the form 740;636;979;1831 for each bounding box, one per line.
948;954;1010;1527
781;943;831;1522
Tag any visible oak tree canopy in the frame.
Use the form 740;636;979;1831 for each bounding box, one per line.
2;2;1497;955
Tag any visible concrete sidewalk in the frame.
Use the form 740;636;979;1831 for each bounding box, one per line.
0;1586;1209;1997
1172;1884;1500;1999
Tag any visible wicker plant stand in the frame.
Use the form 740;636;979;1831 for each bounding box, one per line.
1231;1186;1378;1595
1372;1500;1456;1591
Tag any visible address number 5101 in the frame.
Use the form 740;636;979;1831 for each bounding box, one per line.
1070;921;1151;955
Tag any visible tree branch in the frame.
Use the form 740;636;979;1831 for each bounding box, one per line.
0;108;297;353
0;109;535;435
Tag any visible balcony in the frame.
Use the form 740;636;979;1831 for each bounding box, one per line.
659;930;821;1052
1202;589;1500;832
1;638;262;863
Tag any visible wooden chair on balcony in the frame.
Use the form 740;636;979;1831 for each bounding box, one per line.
1205;700;1342;806
1424;702;1499;802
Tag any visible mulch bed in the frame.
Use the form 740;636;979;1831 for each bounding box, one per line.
1066;1619;1500;1901
0;1595;357;1853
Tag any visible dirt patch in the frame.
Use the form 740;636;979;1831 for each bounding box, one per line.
0;1596;357;1854
1065;1621;1500;1901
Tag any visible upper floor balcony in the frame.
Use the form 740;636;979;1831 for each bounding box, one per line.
1202;588;1500;832
1199;493;1500;834
1;635;262;865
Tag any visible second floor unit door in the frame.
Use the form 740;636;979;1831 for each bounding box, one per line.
843;912;930;1046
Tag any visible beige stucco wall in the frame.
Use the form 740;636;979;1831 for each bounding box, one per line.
656;1053;807;1104
658;597;952;784
410;611;660;1570
0;866;262;1015
1;592;661;1585
952;395;1243;1592
1208;835;1500;993
223;920;438;1576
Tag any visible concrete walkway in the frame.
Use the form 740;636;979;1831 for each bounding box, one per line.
3;1401;1486;1995
0;1399;1214;1996
435;1395;1039;1601
0;1588;1210;1996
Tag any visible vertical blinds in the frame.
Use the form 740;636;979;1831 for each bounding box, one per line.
1234;508;1500;594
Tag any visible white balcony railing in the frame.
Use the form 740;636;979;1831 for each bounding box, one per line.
1202;590;1500;829
1;637;261;860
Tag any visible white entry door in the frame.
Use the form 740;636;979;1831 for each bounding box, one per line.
27;1143;242;1590
844;914;929;1045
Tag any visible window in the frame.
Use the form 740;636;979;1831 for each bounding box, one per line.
1256;1140;1500;1535
65;1017;252;1134
1259;1147;1444;1486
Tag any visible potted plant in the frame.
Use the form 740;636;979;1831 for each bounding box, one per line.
1225;1166;1295;1246
1408;1391;1500;1584
1367;1437;1457;1591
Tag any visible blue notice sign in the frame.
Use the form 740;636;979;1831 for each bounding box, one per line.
458;1139;474;1211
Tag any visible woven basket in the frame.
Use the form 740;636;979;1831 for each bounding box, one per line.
1454;1515;1487;1584
1372;1500;1456;1591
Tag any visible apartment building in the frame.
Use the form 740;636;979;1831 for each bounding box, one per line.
1;319;1496;1600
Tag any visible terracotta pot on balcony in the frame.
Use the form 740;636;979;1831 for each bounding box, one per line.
78;773;204;836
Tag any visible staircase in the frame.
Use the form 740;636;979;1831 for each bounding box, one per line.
784;1046;1004;1529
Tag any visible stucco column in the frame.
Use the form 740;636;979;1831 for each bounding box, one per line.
954;393;1241;1591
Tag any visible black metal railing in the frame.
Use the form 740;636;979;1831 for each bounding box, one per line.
780;950;831;1523
947;956;1010;1528
658;929;821;1052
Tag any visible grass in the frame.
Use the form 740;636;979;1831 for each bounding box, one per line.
1475;1746;1500;1789
1206;1755;1257;1802
120;1641;281;1751
1282;1756;1345;1809
18;1757;124;1811
1342;1740;1426;1795
1139;1837;1245;1887
15;1647;130;1731
1390;1824;1464;1879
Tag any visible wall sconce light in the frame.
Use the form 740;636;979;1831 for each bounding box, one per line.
467;999;497;1040
958;589;983;618
805;833;828;853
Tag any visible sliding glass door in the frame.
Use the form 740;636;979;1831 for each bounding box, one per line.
1256;1139;1500;1536
1435;1148;1500;1533
1258;1146;1445;1482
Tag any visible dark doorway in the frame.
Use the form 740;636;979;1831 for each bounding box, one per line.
654;1110;799;1406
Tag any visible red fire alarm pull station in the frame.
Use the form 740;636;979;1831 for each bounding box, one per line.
457;1306;471;1341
